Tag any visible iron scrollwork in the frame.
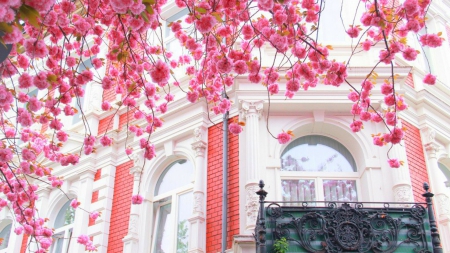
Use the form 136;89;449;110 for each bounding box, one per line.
266;202;431;253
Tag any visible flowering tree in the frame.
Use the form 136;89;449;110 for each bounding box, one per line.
0;0;442;251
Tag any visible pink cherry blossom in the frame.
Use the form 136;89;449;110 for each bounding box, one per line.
229;123;243;135
423;73;436;85
131;195;143;204
277;132;292;144
388;159;401;168
71;199;80;209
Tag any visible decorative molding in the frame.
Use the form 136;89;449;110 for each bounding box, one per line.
393;185;413;205
436;193;450;216
425;142;440;157
128;214;139;235
193;127;205;142
245;183;260;229
240;100;263;121
130;150;144;175
193;192;204;215
191;141;207;157
422;127;436;145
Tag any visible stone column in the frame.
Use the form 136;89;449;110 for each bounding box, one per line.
390;123;414;205
189;126;207;253
123;150;144;253
422;127;450;251
71;170;96;253
240;100;263;231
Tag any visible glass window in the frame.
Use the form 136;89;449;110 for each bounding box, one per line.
0;223;12;250
153;159;193;253
50;200;75;253
280;135;358;204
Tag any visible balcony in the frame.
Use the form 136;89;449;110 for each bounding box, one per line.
254;181;444;253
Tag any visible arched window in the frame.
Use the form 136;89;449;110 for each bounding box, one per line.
280;135;358;203
152;159;194;253
0;222;12;251
50;200;75;253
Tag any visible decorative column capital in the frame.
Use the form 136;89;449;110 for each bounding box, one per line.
240;100;263;120
192;141;207;157
425;142;440;158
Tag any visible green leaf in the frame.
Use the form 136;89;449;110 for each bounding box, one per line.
195;7;207;14
145;4;154;15
19;5;41;29
211;12;223;22
47;74;58;83
141;12;149;23
0;22;13;33
143;0;155;4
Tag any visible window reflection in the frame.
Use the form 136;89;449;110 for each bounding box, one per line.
280;135;358;203
153;159;193;253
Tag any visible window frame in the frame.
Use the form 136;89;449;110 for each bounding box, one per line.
0;222;12;252
279;135;360;204
49;200;76;253
150;159;194;253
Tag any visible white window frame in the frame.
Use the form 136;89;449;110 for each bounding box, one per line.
279;135;360;204
150;159;194;253
49;200;75;253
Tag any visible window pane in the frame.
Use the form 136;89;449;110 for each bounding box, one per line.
176;192;192;253
281;135;356;172
323;180;357;202
51;232;64;253
155;160;193;196
0;223;12;250
55;201;75;229
282;180;316;202
154;203;174;253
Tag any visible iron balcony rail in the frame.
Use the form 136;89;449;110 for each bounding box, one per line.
255;180;443;253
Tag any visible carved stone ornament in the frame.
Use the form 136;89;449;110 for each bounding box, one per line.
436;194;450;215
240;100;263;121
130;150;144;175
191;141;207;157
245;184;260;227
393;185;412;204
193;127;203;142
128;214;138;235
422;127;436;144
193;192;204;215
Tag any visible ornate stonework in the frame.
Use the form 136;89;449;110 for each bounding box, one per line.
240;100;263;121
245;184;260;228
436;194;450;216
393;185;412;205
128;214;138;235
193;192;204;215
191;141;207;157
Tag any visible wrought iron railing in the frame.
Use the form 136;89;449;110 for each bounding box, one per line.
255;180;443;253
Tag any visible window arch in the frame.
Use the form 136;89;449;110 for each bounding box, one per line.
280;135;359;203
0;222;12;251
152;159;194;253
50;200;75;253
